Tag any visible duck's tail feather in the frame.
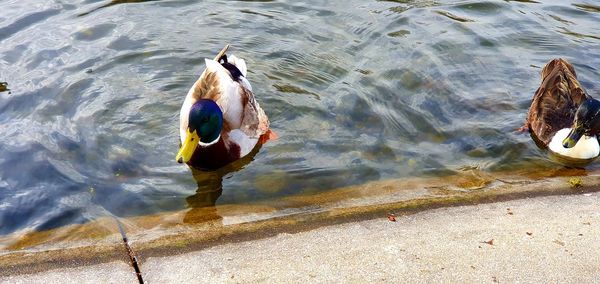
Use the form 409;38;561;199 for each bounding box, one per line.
541;58;577;81
213;44;230;61
211;45;248;77
227;54;247;77
539;58;586;99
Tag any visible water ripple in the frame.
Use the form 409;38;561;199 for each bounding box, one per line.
1;0;600;243
0;8;61;41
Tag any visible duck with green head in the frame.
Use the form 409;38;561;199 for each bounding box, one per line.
176;45;276;170
525;58;600;165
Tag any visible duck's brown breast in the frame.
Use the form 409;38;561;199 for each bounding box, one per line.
187;137;241;170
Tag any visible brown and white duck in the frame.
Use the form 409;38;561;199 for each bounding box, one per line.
176;45;276;170
525;58;600;162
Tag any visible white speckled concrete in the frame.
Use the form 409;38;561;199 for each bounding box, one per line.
4;192;600;283
0;261;137;284
142;192;600;283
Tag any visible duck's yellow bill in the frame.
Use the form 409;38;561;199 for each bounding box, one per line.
176;129;200;164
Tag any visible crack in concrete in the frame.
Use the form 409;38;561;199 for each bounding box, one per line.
114;218;144;284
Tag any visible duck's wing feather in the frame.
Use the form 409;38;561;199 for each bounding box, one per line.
527;58;587;145
238;81;269;138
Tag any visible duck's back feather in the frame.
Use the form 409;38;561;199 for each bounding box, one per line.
527;58;587;146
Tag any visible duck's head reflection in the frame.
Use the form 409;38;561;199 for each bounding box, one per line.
183;146;261;224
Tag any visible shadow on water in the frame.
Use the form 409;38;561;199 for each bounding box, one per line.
183;146;263;224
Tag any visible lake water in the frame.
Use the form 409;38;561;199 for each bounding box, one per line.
1;0;599;242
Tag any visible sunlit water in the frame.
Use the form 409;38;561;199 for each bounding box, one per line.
1;0;600;240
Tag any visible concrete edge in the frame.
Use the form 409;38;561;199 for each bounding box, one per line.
1;171;599;277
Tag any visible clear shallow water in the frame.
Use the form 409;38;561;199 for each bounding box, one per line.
1;0;600;238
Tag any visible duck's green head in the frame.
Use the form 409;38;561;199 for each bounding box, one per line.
176;99;223;163
563;98;600;148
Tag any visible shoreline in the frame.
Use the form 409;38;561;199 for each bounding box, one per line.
1;168;600;277
2;190;599;282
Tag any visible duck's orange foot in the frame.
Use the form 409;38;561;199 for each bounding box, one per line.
259;129;278;145
517;125;529;133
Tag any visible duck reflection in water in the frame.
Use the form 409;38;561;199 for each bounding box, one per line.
183;146;262;224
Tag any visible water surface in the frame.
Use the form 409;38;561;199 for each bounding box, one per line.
1;0;600;243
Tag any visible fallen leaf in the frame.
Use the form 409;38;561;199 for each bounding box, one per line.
568;177;582;188
526;232;533;236
387;213;396;222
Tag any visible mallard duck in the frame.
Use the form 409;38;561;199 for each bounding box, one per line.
525;58;600;162
176;45;275;170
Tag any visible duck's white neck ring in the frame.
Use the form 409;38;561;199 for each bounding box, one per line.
548;128;599;159
198;134;221;147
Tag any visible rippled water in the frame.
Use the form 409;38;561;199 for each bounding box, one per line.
1;0;599;238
